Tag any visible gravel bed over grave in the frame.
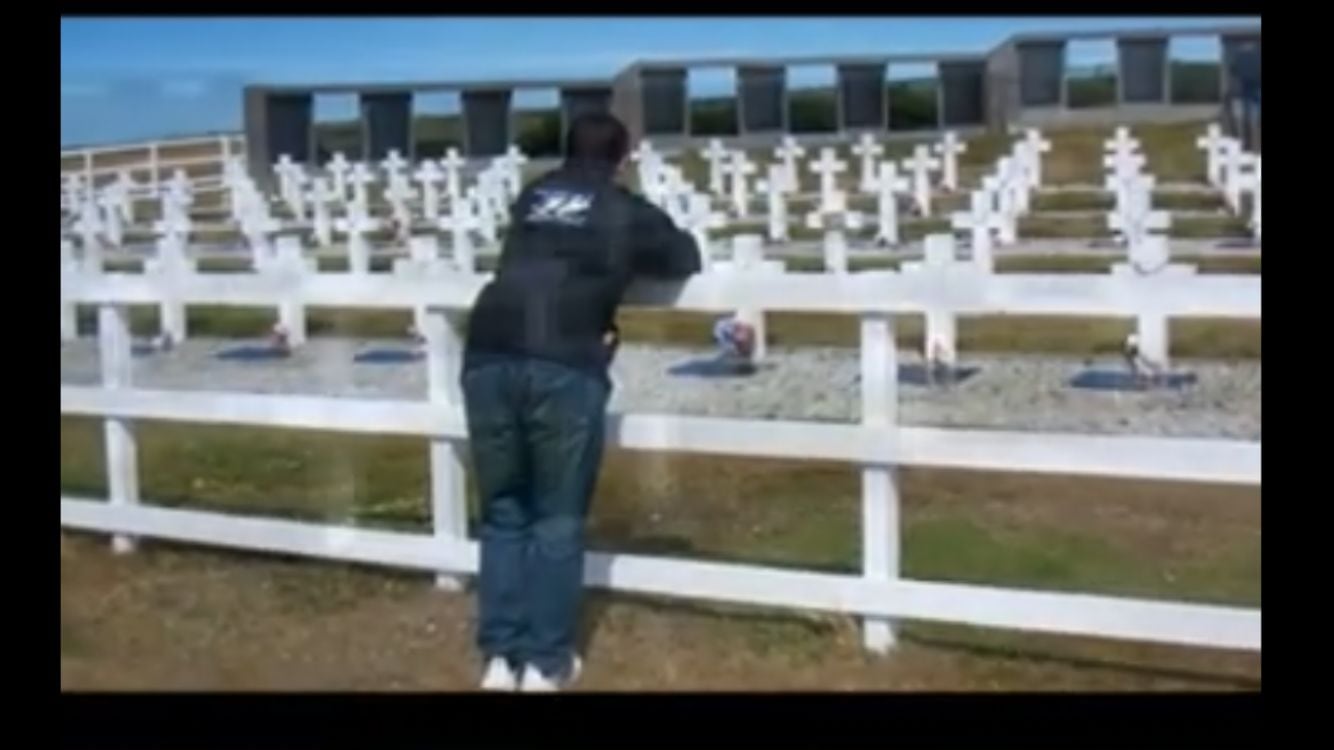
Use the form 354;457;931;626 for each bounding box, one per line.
61;338;1261;441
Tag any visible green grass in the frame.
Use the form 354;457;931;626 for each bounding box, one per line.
59;418;1261;610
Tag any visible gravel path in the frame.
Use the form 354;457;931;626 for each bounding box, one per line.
60;337;1261;441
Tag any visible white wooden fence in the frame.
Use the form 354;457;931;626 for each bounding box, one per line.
59;134;245;207
59;267;1262;654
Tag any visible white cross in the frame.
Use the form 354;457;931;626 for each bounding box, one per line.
683;193;727;273
283;167;309;221
933;131;968;192
996;155;1031;217
97;190;124;248
755;165;790;243
438;193;482;272
804;192;864;274
60;237;79;341
347;163;378;214
900;234;984;368
145;232;196;346
63;175;86;214
265;235;316;347
1104;127;1141;160
701;139;730;196
393;234;458;334
500;144;528;198
239;203;282;269
851;133;885;194
326;152;352;204
979;176;1017;246
381;150;408;180
306;178;337;248
808;148;848;214
950;191;1005;272
727;151;757;219
711;234;785;363
1019;129;1051;188
384;177;417;240
774;136;806;194
1108;199;1171;251
439;148;467;207
1221;143;1255;214
658;168;693;228
333;202;382;275
1195;123;1228;188
72;199;103;254
469;185;499;246
902;145;940;217
274;154;302;206
1249;157;1261;241
107;172;136;224
153;200;193;243
1105;172;1156;240
872;161;910;248
414;161;445;221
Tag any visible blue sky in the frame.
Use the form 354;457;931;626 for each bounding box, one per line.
61;16;1257;147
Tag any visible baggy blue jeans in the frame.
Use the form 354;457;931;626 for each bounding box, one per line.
461;355;609;680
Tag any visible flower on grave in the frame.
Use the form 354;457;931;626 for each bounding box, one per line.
269;323;290;352
713;316;756;360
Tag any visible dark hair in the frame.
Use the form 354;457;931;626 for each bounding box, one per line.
564;112;629;165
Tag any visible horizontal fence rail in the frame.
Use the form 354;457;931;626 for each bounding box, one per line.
62;268;1262;318
58;267;1262;656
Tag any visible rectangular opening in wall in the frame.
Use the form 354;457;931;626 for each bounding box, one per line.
788;65;836;134
461;89;513;158
413;91;463;160
1170;35;1222;104
1118;36;1169;104
313;93;361;164
689;67;737;137
838;64;886;132
888;62;939;132
1018;42;1065;107
738;66;786;134
1066;40;1117;109
513;88;562;158
640;67;688;138
361;91;413;162
939;61;987;127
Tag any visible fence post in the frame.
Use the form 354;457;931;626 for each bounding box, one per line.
422;306;470;591
148;142;161;196
83;150;94;189
99;303;140;554
859;312;900;653
61;239;78;342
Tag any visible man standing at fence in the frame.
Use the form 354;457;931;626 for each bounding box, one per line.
461;112;702;692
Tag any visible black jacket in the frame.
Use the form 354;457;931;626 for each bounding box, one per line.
462;159;702;380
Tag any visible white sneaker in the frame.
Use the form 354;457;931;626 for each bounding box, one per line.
518;655;583;693
479;657;518;692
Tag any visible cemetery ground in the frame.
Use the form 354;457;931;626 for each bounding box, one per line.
60;421;1260;691
61;118;1259;690
60;278;1260;690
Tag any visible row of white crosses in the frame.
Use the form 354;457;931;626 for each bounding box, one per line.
1196;123;1260;240
1103;127;1171;251
1103;126;1187;372
945;129;1049;271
